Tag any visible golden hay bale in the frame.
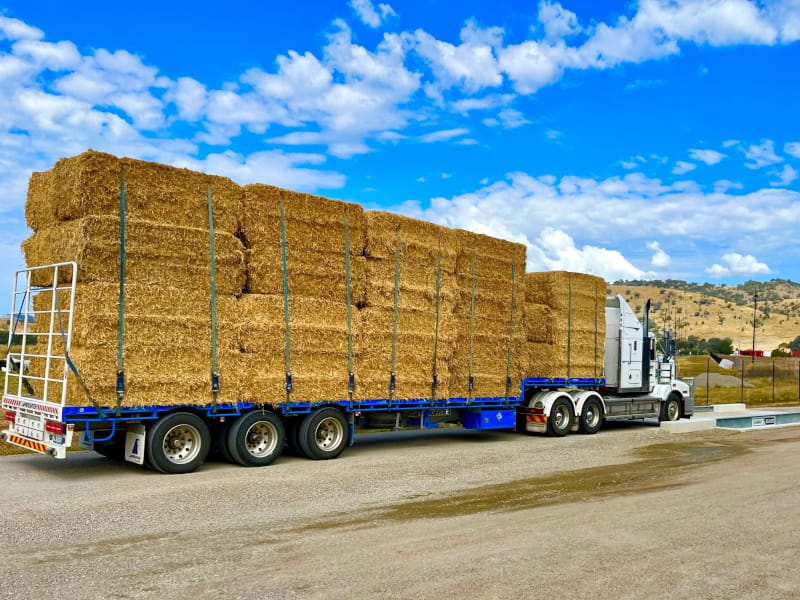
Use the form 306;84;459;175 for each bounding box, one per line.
23;216;246;295
242;184;367;253
246;249;366;304
525;271;605;312
364;257;458;312
357;371;450;401
357;306;455;340
365;211;458;262
525;302;554;342
454;229;527;285
30;290;239;351
27;151;242;233
25;171;55;233
24;347;240;408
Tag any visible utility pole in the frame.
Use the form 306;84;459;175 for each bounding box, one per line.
752;287;758;363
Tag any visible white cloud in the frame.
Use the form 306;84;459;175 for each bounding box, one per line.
713;179;744;193
420;128;469;143
743;139;783;169
672;161;696;175
538;1;582;40
689;148;726;165
416;176;426;183
771;164;798;187
706;253;771;277
349;0;397;28
441;172;453;179
785;141;800;158
0;15;43;41
647;241;672;267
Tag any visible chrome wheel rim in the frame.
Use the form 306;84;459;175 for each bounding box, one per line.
584;404;600;427
553;404;570;430
314;417;344;452
245;421;279;458
162;424;202;465
668;400;680;421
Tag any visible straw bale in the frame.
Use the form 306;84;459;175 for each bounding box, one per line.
356;370;450;401
25;171;55;232
24;346;240;408
525;302;554;342
365;211;458;262
30;293;239;351
242;184;366;253
246;248;366;304
357;306;455;341
454;229;527;285
237;295;355;356
526;271;605;312
23;216;246;294
237;353;354;405
28;151;242;233
364;258;458;311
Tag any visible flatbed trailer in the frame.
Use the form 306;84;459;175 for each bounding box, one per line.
2;264;693;474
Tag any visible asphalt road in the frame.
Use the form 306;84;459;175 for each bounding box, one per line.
1;422;798;599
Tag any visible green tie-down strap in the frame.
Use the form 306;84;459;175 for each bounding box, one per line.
431;237;442;401
207;185;220;410
468;252;476;402
343;210;355;405
116;168;127;414
280;201;292;402
505;258;516;400
390;226;401;399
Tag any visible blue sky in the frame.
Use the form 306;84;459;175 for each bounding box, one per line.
1;0;800;307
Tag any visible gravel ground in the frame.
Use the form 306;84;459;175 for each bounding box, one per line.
0;421;798;599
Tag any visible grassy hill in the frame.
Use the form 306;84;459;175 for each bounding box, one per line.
608;279;800;353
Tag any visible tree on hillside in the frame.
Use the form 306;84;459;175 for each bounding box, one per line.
789;336;800;351
707;337;734;355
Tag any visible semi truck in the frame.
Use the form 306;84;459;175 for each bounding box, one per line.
2;263;694;474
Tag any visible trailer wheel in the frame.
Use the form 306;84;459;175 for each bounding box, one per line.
298;407;348;460
227;411;285;467
660;394;682;422
548;397;573;437
579;397;603;435
146;412;210;475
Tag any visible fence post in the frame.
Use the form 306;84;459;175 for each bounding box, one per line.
741;358;745;404
706;358;710;406
772;359;775;403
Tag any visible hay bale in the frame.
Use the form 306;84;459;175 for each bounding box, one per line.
246;248;366;304
26;150;242;233
23;216;246;294
525;302;554;342
365;211;458;262
525;271;605;312
243;184;366;253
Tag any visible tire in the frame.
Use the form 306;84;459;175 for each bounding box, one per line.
284;418;304;456
145;412;210;475
547;397;574;437
579;397;603;435
215;421;236;463
298;407;348;460
660;395;682;422
227;411;285;467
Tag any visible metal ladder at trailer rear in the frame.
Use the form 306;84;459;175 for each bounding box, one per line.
1;263;77;458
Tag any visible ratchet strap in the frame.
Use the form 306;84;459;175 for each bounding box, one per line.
431;237;442;401
594;279;599;378
207;185;220;411
115;168;126;413
505;258;516;401
389;226;401;400
467;252;477;402
280;201;293;404
343;210;355;406
566;273;572;380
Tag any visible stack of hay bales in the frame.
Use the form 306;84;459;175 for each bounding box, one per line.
356;212;458;400
240;185;366;403
21;150;245;408
524;271;606;379
450;231;527;398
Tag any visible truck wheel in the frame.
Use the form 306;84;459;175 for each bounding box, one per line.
146;412;210;475
298;407;348;460
227;411;285;467
660;395;682;422
215;421;236;463
579;397;603;435
548;397;573;437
